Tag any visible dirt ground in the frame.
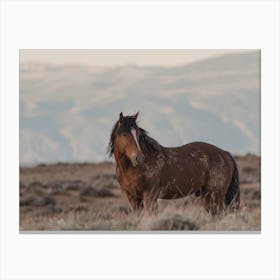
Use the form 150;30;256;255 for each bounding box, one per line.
20;154;261;231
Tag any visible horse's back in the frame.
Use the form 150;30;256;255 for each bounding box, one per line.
164;141;232;167
182;141;228;154
181;142;233;165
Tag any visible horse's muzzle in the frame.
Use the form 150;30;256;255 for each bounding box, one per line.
131;153;145;166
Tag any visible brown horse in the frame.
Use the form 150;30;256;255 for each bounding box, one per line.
108;112;240;215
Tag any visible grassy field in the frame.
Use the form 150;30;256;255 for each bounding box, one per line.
20;155;260;231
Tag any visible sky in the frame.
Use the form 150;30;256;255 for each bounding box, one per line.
19;49;253;67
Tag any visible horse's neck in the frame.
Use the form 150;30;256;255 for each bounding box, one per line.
140;135;162;156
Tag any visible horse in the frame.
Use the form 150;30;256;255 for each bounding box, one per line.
107;112;240;215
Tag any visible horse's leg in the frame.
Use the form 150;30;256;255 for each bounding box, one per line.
126;192;143;213
201;192;211;213
143;191;158;215
211;191;225;215
202;191;225;215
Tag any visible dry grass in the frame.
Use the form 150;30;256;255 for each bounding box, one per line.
20;155;261;232
20;202;260;231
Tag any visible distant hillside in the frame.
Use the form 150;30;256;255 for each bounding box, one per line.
19;52;260;164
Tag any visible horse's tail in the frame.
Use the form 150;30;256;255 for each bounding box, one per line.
225;153;240;209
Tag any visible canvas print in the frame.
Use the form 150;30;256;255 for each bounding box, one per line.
19;49;260;231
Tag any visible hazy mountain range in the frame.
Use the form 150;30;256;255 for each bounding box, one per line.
20;52;260;165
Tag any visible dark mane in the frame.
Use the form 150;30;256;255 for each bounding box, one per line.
107;115;161;157
139;132;161;155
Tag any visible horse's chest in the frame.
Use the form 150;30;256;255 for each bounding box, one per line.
116;168;145;193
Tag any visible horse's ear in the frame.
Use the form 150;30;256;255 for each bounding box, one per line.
133;112;139;121
119;112;124;124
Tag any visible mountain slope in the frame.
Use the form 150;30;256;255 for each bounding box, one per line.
19;52;260;164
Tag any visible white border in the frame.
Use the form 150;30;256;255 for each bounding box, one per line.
1;1;279;280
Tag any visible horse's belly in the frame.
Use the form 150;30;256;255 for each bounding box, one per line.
158;177;201;199
158;161;206;199
159;188;187;199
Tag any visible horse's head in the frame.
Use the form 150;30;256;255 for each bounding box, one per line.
111;112;145;167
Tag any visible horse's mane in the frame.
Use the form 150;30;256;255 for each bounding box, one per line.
139;132;161;155
107;116;161;158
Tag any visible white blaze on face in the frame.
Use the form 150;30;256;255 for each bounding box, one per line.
130;128;141;152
